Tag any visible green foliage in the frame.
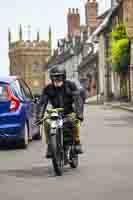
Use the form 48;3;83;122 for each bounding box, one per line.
111;24;127;41
110;24;130;73
120;79;128;97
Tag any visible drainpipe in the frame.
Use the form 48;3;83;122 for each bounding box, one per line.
104;31;111;103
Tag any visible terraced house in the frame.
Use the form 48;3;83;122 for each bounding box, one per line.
96;0;133;102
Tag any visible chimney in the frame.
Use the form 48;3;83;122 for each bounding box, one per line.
68;8;71;14
85;0;98;32
67;8;80;38
72;8;75;14
76;8;79;14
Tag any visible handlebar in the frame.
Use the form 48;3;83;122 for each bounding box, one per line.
35;108;64;125
46;108;64;114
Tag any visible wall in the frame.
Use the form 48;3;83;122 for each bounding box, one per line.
98;34;105;95
123;0;133;39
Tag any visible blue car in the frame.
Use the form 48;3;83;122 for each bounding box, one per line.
0;76;40;148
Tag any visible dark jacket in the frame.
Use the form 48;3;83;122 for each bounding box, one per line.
36;80;84;120
70;80;86;103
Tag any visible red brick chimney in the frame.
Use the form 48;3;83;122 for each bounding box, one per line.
67;8;80;38
85;0;98;32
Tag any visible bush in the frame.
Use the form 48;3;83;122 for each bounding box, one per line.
110;24;130;73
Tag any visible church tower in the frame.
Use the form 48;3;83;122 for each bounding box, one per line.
9;25;52;95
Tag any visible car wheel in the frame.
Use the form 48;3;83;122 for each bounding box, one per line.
20;123;29;149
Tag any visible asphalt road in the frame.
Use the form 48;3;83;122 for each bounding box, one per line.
1;105;133;200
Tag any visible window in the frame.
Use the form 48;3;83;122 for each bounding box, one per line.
0;84;8;101
19;79;33;100
13;80;25;99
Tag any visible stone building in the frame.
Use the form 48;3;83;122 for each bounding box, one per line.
78;50;98;97
8;25;52;95
47;37;83;82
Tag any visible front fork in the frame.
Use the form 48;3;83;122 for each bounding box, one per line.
49;126;64;156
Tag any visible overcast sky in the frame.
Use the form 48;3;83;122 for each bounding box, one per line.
0;0;110;75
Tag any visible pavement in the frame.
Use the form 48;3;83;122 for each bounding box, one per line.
85;96;133;112
1;105;133;199
111;102;133;112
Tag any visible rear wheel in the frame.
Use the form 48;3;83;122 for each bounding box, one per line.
50;133;64;176
34;123;42;140
34;129;42;140
69;148;79;168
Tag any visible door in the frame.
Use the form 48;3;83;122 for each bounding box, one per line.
16;79;37;137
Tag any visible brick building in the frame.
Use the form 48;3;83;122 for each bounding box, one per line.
67;0;99;40
8;25;52;95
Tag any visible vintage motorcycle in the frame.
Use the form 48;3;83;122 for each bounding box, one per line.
40;108;79;176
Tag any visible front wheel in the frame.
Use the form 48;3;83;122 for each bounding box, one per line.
50;133;64;176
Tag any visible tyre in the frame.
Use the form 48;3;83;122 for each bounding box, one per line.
69;150;79;168
34;124;42;140
20;123;29;149
50;133;64;176
34;129;42;140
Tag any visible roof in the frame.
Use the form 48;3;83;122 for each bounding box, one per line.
46;50;73;68
47;44;83;68
0;76;19;84
78;52;98;71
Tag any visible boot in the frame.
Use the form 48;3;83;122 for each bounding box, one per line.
46;144;52;158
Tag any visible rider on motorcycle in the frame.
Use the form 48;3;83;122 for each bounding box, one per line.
36;65;84;157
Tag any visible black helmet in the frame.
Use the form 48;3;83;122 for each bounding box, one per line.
50;65;66;81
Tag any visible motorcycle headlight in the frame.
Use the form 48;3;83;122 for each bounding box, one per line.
51;120;58;128
50;112;59;120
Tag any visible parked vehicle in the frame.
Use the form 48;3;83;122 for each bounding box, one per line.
0;76;41;148
39;108;79;176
